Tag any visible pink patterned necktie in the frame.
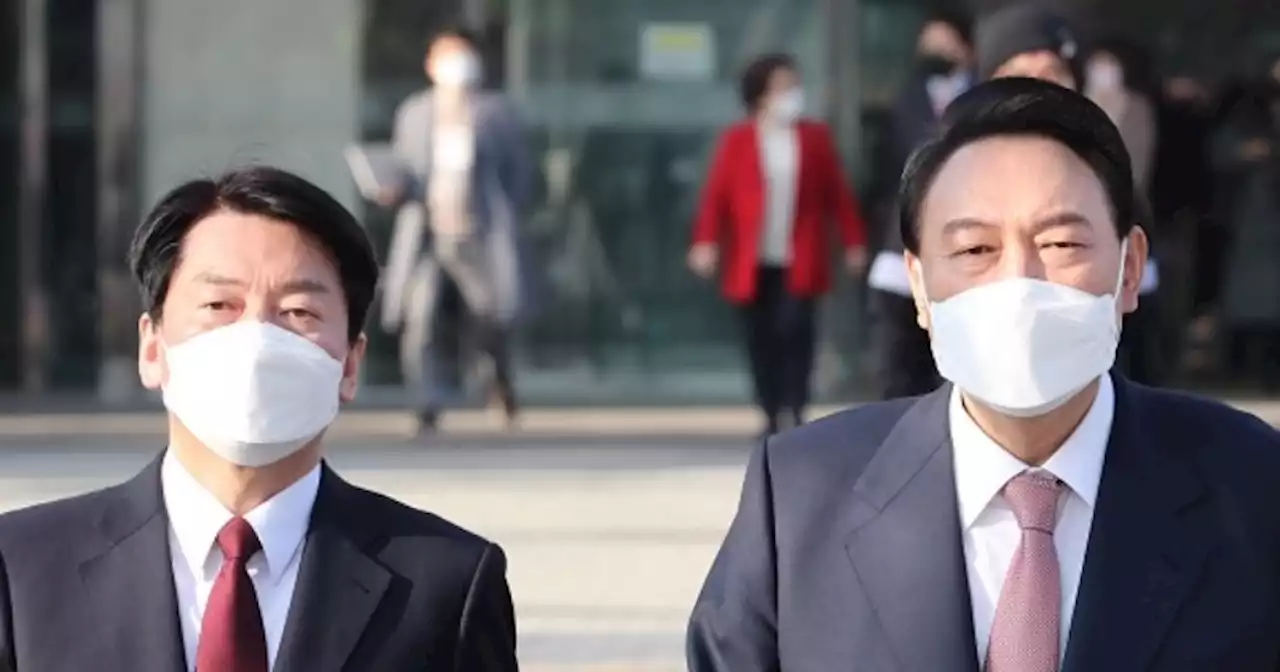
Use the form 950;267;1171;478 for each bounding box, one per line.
986;471;1065;672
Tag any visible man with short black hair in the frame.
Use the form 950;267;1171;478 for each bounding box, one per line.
0;166;518;671
688;78;1280;672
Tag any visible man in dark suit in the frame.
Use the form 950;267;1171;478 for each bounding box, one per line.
866;9;974;399
0;166;517;671
688;79;1280;671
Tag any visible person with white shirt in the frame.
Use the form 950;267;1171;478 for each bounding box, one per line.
378;27;535;436
0;166;517;671
688;77;1280;672
689;53;868;437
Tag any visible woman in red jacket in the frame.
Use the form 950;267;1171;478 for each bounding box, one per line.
689;53;868;436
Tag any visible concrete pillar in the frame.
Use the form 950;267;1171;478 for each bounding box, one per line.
97;0;146;405
139;0;362;212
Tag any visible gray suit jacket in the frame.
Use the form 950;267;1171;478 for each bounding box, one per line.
0;458;517;671
689;375;1280;671
380;90;538;332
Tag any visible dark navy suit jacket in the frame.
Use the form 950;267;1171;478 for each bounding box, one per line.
0;459;517;671
689;375;1280;671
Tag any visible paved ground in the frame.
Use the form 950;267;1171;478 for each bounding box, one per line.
1;397;1277;670
0;427;752;671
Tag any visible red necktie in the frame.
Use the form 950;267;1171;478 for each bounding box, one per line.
196;517;269;672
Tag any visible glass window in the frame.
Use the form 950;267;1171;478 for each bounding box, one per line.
506;0;829;399
45;0;100;388
0;0;19;387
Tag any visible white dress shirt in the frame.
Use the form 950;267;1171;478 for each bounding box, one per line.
162;452;320;671
950;375;1114;663
756;120;798;266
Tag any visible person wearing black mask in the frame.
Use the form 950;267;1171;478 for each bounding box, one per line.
865;9;974;399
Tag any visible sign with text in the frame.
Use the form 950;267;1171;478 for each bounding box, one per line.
639;22;716;82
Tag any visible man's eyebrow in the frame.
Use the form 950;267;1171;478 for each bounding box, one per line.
192;272;245;286
940;217;995;236
1029;211;1093;235
280;278;332;294
939;212;1093;237
191;273;332;294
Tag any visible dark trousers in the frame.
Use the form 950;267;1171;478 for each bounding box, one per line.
739;267;816;427
869;289;941;399
1226;326;1280;391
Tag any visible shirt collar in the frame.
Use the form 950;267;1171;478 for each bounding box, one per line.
161;450;320;586
950;374;1114;529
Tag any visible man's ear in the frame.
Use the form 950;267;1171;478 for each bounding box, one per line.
339;333;368;403
1119;226;1150;315
905;252;932;331
137;313;165;390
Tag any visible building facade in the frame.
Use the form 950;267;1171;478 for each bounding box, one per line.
4;0;1280;402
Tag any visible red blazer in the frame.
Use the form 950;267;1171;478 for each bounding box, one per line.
692;119;866;304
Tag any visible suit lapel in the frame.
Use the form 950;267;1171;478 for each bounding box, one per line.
275;466;391;672
844;386;981;672
1062;377;1211;672
77;455;186;671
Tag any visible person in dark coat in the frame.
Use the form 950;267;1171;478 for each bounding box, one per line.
1213;58;1280;390
865;10;974;399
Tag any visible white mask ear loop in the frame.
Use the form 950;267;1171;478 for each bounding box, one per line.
1110;237;1131;338
909;260;934;325
1113;237;1130;298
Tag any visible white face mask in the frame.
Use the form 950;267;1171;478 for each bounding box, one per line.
923;241;1129;417
769;89;805;123
926;72;969;109
433;53;481;89
161;321;345;467
1086;61;1123;93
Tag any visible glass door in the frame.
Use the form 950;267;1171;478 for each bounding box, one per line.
507;0;830;401
44;0;100;389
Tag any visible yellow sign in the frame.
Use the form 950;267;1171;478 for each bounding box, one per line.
639;23;716;81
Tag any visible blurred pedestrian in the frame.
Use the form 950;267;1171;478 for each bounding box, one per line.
866;10;974;399
378;26;536;435
1213;56;1280;391
1084;38;1167;385
975;3;1083;90
1086;40;1158;198
689;53;868;437
1154;76;1217;352
0;166;517;670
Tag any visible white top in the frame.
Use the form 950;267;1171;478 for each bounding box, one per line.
950;374;1114;663
429;101;476;238
756;121;798;266
162;451;320;671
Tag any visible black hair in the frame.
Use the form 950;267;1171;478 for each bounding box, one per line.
898;77;1135;254
739;53;797;112
922;8;973;47
127;166;380;343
